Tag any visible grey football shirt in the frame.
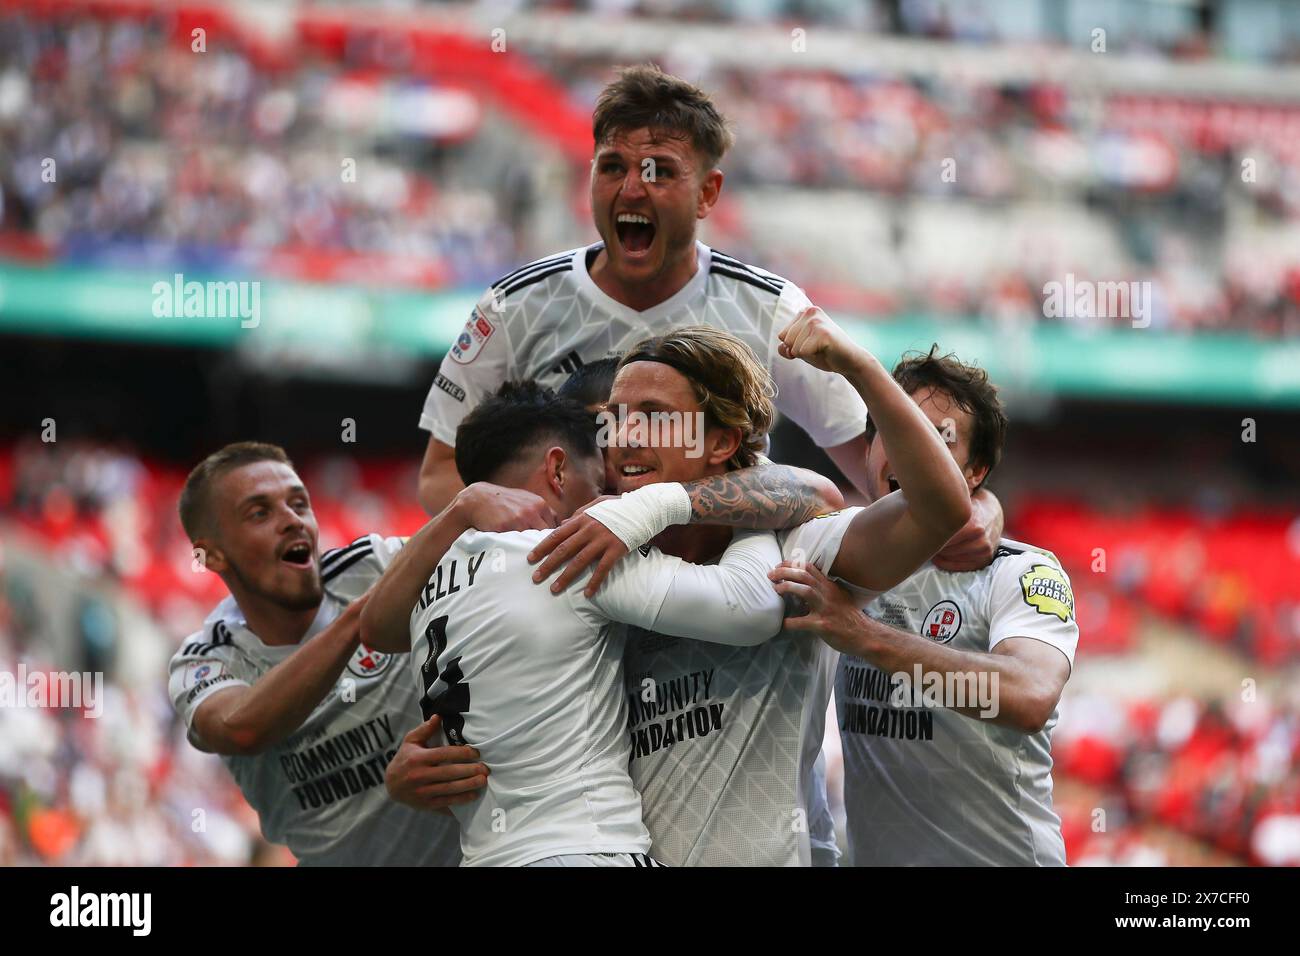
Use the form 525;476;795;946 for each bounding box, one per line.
168;534;461;866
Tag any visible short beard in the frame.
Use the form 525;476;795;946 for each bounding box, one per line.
227;558;322;613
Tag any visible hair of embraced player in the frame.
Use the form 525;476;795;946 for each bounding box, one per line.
866;344;1008;490
592;64;735;171
558;358;621;411
179;441;294;542
455;381;600;486
618;325;775;471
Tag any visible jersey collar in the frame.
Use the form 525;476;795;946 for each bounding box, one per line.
204;593;342;661
573;239;712;325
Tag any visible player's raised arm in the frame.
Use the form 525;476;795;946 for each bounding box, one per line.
779;308;972;593
362;483;557;653
179;595;369;756
527;462;844;597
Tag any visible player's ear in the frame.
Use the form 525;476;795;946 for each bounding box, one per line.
696;168;723;219
704;425;742;468
965;459;990;492
544;446;567;495
195;536;228;574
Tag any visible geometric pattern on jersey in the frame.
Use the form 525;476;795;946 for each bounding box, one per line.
506;247;776;386
624;627;821;867
420;242;868;451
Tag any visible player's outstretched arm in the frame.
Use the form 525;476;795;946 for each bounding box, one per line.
772;561;1070;734
527;463;844;598
386;714;490;814
778;307;971;593
362;483;557;653
190;594;370;756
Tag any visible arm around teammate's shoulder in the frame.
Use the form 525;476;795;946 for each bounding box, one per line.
591;531;785;646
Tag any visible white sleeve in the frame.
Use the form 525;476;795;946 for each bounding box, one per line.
768;283;869;448
589;531;785;645
168;628;251;747
779;507;883;604
418;290;515;444
986;552;1080;669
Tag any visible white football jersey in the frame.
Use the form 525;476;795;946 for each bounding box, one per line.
625;508;857;867
836;539;1079;866
167;534;461;867
419;241;867;449
409;527;783;868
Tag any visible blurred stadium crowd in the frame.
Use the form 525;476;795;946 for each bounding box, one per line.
7;3;1300;333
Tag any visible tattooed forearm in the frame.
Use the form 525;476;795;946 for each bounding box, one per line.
683;464;838;530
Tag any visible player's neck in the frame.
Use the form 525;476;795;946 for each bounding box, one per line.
589;243;698;312
233;591;319;646
652;524;732;564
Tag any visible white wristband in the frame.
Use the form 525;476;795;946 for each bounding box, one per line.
585;482;692;552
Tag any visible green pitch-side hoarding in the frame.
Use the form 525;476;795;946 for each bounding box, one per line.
2;261;1298;408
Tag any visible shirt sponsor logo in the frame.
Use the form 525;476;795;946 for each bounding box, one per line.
434;372;466;402
1020;564;1074;622
922;600;962;643
450;309;494;364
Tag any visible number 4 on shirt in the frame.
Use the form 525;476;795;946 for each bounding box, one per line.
419;615;471;745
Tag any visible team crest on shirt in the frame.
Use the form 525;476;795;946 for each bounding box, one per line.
347;644;393;679
450;309;495;364
922;600;962;643
1020;564;1074;623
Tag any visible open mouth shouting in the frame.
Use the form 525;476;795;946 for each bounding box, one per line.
280;539;315;570
615;212;656;260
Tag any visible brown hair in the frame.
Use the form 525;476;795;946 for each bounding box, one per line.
866;345;1007;489
179;441;294;541
619;326;775;470
592;64;735;170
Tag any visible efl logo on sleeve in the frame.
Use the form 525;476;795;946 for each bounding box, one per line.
183;660;225;689
450;309;495;364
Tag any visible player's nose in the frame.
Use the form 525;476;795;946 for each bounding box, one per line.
619;167;648;199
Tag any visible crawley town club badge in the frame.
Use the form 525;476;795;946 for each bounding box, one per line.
347;644;393;679
923;600;962;643
1020;563;1075;622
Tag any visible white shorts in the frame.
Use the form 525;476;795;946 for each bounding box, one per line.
525;852;666;867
